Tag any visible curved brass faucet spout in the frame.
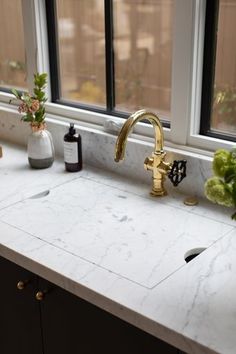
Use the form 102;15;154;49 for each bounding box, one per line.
114;109;171;196
114;109;187;196
114;109;164;163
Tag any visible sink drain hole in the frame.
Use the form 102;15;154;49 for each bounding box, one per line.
29;190;50;199
184;247;207;263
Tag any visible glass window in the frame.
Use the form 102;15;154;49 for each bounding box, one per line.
48;0;173;121
212;0;236;135
0;0;27;90
114;0;173;120
56;0;106;107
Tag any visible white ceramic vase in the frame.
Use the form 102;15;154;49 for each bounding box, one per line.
27;124;54;169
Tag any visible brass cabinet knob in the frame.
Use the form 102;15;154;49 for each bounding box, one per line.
17;280;28;290
35;291;45;301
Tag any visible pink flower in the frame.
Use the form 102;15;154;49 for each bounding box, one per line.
18;99;40;114
30;99;40;112
18;102;28;113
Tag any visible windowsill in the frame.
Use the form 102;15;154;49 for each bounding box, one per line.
1;90;234;154
0;97;215;158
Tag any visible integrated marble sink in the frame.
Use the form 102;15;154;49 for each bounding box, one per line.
0;176;232;288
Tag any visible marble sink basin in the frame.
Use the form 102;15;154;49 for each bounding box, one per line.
0;176;232;289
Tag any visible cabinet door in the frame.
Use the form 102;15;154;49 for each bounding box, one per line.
0;256;43;354
39;278;177;354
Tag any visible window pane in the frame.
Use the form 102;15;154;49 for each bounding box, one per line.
0;0;26;89
114;0;173;120
211;0;236;135
56;0;106;107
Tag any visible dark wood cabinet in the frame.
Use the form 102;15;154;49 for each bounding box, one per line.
0;257;43;354
0;256;179;354
39;277;177;354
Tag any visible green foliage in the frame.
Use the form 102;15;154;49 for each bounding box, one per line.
212;149;231;177
34;88;46;102
22;113;33;122
34;107;45;122
10;72;48;126
205;177;234;207
34;73;47;89
205;148;236;219
11;88;20;99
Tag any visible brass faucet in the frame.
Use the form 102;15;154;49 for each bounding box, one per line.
114;109;186;196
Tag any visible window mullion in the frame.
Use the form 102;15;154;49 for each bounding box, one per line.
170;0;195;145
104;0;115;112
33;0;52;100
188;0;207;141
21;0;38;92
21;0;51;98
45;0;60;102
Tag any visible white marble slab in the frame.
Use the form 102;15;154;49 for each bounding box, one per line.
0;176;233;288
1;141;236;354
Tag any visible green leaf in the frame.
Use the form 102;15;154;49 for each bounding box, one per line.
231;211;236;220
33;73;47;103
22;113;33;122
34;107;45;123
34;89;45;102
33;88;40;96
224;167;236;183
11;88;20;99
231;181;236;207
34;73;47;89
21;94;31;105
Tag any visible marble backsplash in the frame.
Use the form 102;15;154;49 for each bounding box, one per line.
0;108;212;198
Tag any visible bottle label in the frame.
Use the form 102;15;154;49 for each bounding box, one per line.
64;142;78;163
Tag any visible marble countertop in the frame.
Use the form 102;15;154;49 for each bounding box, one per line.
0;141;236;354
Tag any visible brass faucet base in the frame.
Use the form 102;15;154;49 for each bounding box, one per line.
150;190;167;197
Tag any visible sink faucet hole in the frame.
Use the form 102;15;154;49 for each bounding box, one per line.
184;247;207;263
29;190;50;199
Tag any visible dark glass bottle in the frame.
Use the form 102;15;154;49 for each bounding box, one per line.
64;123;82;172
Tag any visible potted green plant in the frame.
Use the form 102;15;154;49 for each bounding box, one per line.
10;73;54;169
205;148;236;219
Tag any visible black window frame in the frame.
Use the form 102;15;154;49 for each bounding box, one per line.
200;0;236;142
45;0;170;128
